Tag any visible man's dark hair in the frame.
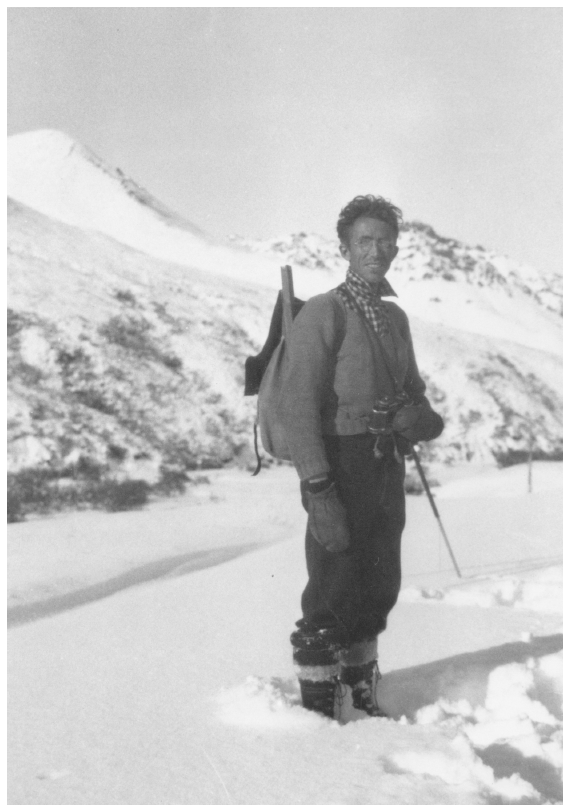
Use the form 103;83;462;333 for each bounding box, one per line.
336;195;403;244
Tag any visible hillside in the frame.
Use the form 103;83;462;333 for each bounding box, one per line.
8;199;273;482
7;130;562;515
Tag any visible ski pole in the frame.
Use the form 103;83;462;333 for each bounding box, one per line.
410;446;462;578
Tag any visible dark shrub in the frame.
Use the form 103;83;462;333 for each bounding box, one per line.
7;491;25;523
9;362;44;386
107;444;128;462
404;467;439;495
99;315;154;352
7;469;55;513
74;456;107;480
7;467;153;518
493;447;563;468
74;389;115;414
154;468;188;496
114;289;138;306
99;479;150;512
161;353;183;372
7;309;28;337
200;457;224;470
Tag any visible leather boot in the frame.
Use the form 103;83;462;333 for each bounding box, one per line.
341;660;387;718
298;677;339;719
340;637;387;718
291;625;344;719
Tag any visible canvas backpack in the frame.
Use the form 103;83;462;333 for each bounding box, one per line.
244;290;305;473
244;282;347;475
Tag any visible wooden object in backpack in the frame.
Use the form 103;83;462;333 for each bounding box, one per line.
280;265;295;339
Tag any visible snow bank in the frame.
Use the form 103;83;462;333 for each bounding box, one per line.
217;676;324;730
213;671;545;803
435;460;563;499
400;566;562;614
213;625;562;803
415;651;562;802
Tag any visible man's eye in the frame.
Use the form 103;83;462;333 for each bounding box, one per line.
358;238;394;249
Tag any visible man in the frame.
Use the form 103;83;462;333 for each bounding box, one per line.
280;195;444;719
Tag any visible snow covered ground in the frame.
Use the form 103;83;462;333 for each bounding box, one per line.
8;460;562;804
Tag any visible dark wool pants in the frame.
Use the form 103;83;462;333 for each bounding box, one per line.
299;433;406;646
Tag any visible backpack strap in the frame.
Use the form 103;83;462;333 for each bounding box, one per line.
339;286;404;397
331;291;348;357
252;422;262;476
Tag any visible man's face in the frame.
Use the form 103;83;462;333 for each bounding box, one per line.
340;216;399;289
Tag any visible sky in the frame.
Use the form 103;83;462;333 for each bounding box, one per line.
8;7;562;276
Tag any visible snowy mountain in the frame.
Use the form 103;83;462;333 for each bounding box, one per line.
7;130;562;508
7;129;300;295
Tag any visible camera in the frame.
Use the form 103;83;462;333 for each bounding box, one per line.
367;393;411;435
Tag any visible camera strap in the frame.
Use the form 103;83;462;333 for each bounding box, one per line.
339;287;408;463
340;287;405;399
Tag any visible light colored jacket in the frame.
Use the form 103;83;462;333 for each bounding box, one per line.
279;290;428;480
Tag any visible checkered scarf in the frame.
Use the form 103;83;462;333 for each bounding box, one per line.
337;268;397;337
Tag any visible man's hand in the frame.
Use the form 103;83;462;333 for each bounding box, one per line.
392;402;444;443
391;403;424;440
302;477;350;553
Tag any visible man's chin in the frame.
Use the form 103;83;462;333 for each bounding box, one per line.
364;270;388;284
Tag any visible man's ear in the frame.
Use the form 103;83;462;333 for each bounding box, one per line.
339;242;349;260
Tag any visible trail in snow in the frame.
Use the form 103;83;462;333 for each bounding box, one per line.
7;541;266;627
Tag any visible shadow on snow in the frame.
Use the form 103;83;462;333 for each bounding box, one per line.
7;541;267;628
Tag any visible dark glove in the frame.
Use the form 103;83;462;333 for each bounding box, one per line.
391;404;423;439
392;403;444;443
302;479;350;553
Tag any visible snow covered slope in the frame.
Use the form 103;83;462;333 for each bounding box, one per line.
8;198;273;478
7;129;328;298
8;130;273;291
8;129;209;241
7;130;562;487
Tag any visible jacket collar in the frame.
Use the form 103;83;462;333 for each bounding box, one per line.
345;268;397;300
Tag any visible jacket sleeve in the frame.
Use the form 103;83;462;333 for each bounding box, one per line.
399;310;444;442
279;294;342;480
